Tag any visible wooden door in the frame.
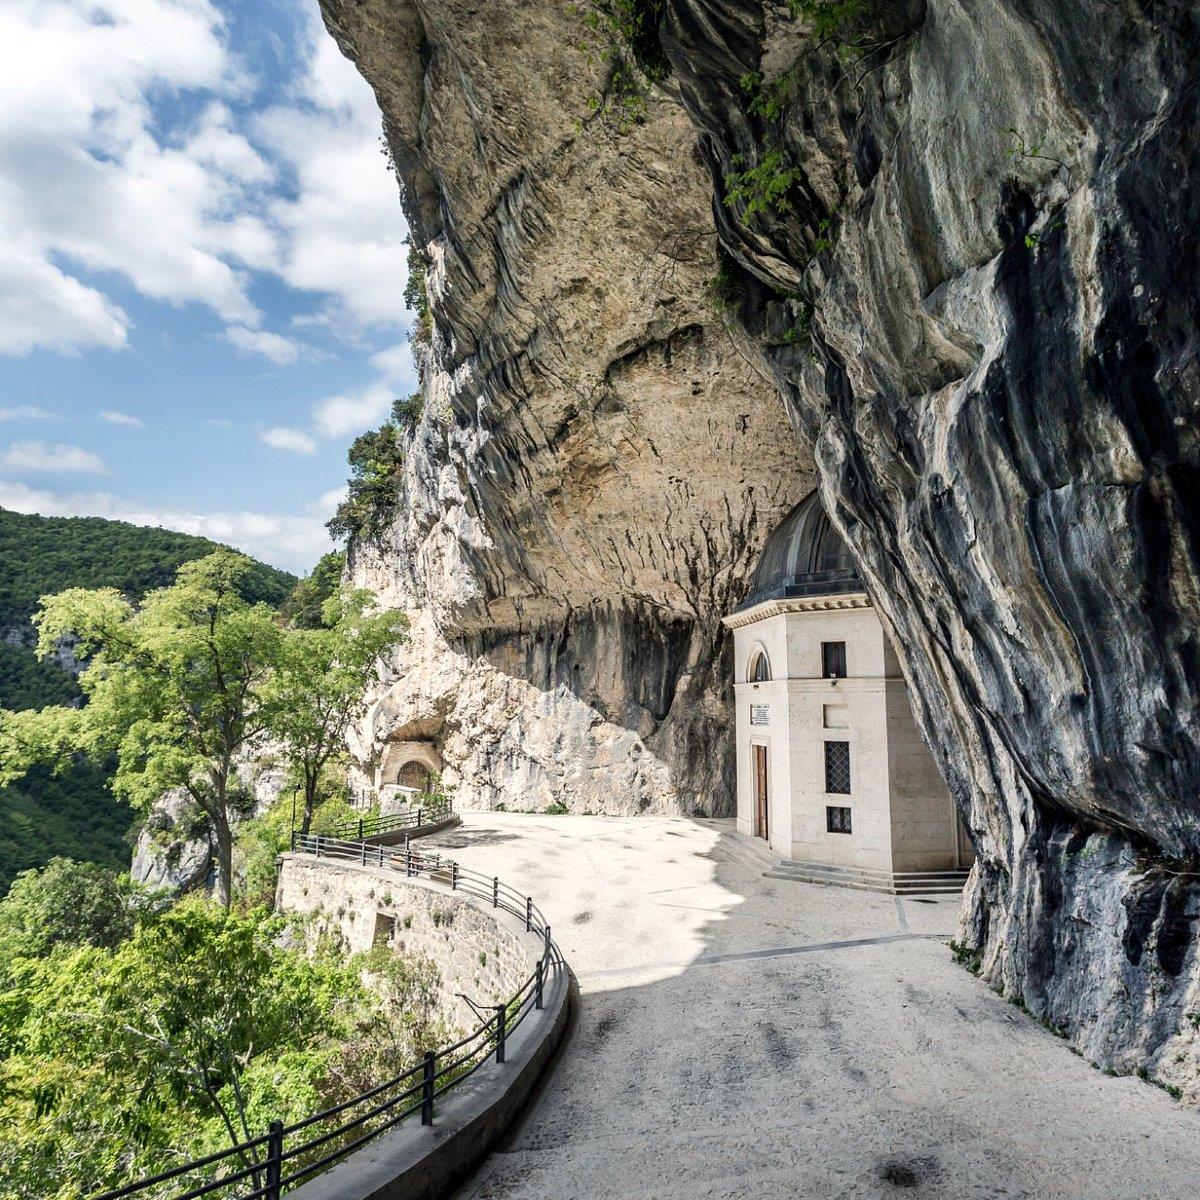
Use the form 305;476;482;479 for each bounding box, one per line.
753;744;768;840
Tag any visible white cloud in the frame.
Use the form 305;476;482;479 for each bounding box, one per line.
312;383;392;439
0;250;129;355
224;325;305;364
260;426;317;454
1;440;106;473
316;485;348;511
0;0;408;359
100;409;143;427
0;479;335;574
370;341;415;380
252;13;410;333
0;405;54;421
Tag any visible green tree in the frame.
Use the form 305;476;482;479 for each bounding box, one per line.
0;551;282;908
326;422;407;544
282;551;345;630
0;897;450;1199
0;899;353;1196
0;857;157;966
267;590;407;836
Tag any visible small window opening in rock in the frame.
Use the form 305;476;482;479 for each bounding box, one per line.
373;913;395;947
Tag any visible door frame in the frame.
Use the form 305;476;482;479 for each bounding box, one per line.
752;741;769;841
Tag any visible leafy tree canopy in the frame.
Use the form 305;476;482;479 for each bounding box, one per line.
1;551;283;907
0;856;160;965
0;895;447;1199
282;551;345;630
267;589;407;835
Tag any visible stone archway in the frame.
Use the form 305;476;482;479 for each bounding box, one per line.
377;740;442;792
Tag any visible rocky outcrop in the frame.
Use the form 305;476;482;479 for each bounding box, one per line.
321;0;810;815
657;0;1200;1092
322;0;1200;1092
131;758;288;895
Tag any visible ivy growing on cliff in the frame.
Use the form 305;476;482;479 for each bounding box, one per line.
327;395;425;546
404;240;431;350
572;0;671;134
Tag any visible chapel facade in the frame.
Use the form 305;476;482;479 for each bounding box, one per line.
723;491;971;891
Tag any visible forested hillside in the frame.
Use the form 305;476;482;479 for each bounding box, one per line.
0;509;296;891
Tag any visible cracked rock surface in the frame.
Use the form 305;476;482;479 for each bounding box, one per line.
320;0;809;815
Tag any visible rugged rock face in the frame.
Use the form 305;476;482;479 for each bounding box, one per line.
322;0;1200;1091
658;0;1200;1091
320;0;810;814
131;758;288;895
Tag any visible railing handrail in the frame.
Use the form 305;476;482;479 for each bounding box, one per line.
320;793;453;842
91;833;558;1200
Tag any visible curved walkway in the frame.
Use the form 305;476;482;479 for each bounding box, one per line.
422;812;1200;1200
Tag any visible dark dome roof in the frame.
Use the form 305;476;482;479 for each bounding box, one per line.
738;490;863;610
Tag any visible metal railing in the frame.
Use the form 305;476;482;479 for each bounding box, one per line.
92;836;557;1200
319;793;453;843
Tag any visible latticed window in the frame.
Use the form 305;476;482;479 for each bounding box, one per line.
750;651;771;682
826;805;852;834
825;740;851;794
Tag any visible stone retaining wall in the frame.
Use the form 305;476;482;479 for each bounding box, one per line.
276;855;528;1030
276;851;572;1200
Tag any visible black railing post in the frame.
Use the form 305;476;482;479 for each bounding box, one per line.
451;863;459;891
535;960;543;1010
265;1119;283;1200
495;1005;506;1064
544;925;551;962
357;817;363;840
290;829;296;852
421;1051;436;1125
417;806;423;827
493;876;499;908
314;835;321;859
525;896;532;932
360;839;366;865
378;844;385;867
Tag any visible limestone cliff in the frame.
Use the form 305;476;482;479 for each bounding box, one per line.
320;0;809;815
321;0;1200;1093
664;0;1200;1093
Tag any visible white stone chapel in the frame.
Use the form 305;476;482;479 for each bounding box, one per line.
723;491;971;891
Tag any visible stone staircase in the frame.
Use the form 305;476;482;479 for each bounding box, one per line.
763;859;970;896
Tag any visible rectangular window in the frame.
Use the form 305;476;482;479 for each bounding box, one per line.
826;805;852;834
373;913;396;947
824;740;851;794
823;703;849;729
822;641;847;678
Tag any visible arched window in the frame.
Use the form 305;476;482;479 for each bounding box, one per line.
750;650;771;683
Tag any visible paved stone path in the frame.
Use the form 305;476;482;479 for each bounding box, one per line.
425;813;1200;1199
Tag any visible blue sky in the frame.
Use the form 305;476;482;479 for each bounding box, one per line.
0;0;414;573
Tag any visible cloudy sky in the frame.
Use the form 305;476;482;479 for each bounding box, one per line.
0;0;414;573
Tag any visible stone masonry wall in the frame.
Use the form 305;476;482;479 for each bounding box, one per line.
276;856;530;1031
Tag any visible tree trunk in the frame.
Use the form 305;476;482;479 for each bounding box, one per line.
211;793;234;909
299;769;319;837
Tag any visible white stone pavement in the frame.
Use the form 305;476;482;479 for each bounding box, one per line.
423;812;1200;1200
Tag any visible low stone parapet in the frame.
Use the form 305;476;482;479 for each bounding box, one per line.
275;853;571;1200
